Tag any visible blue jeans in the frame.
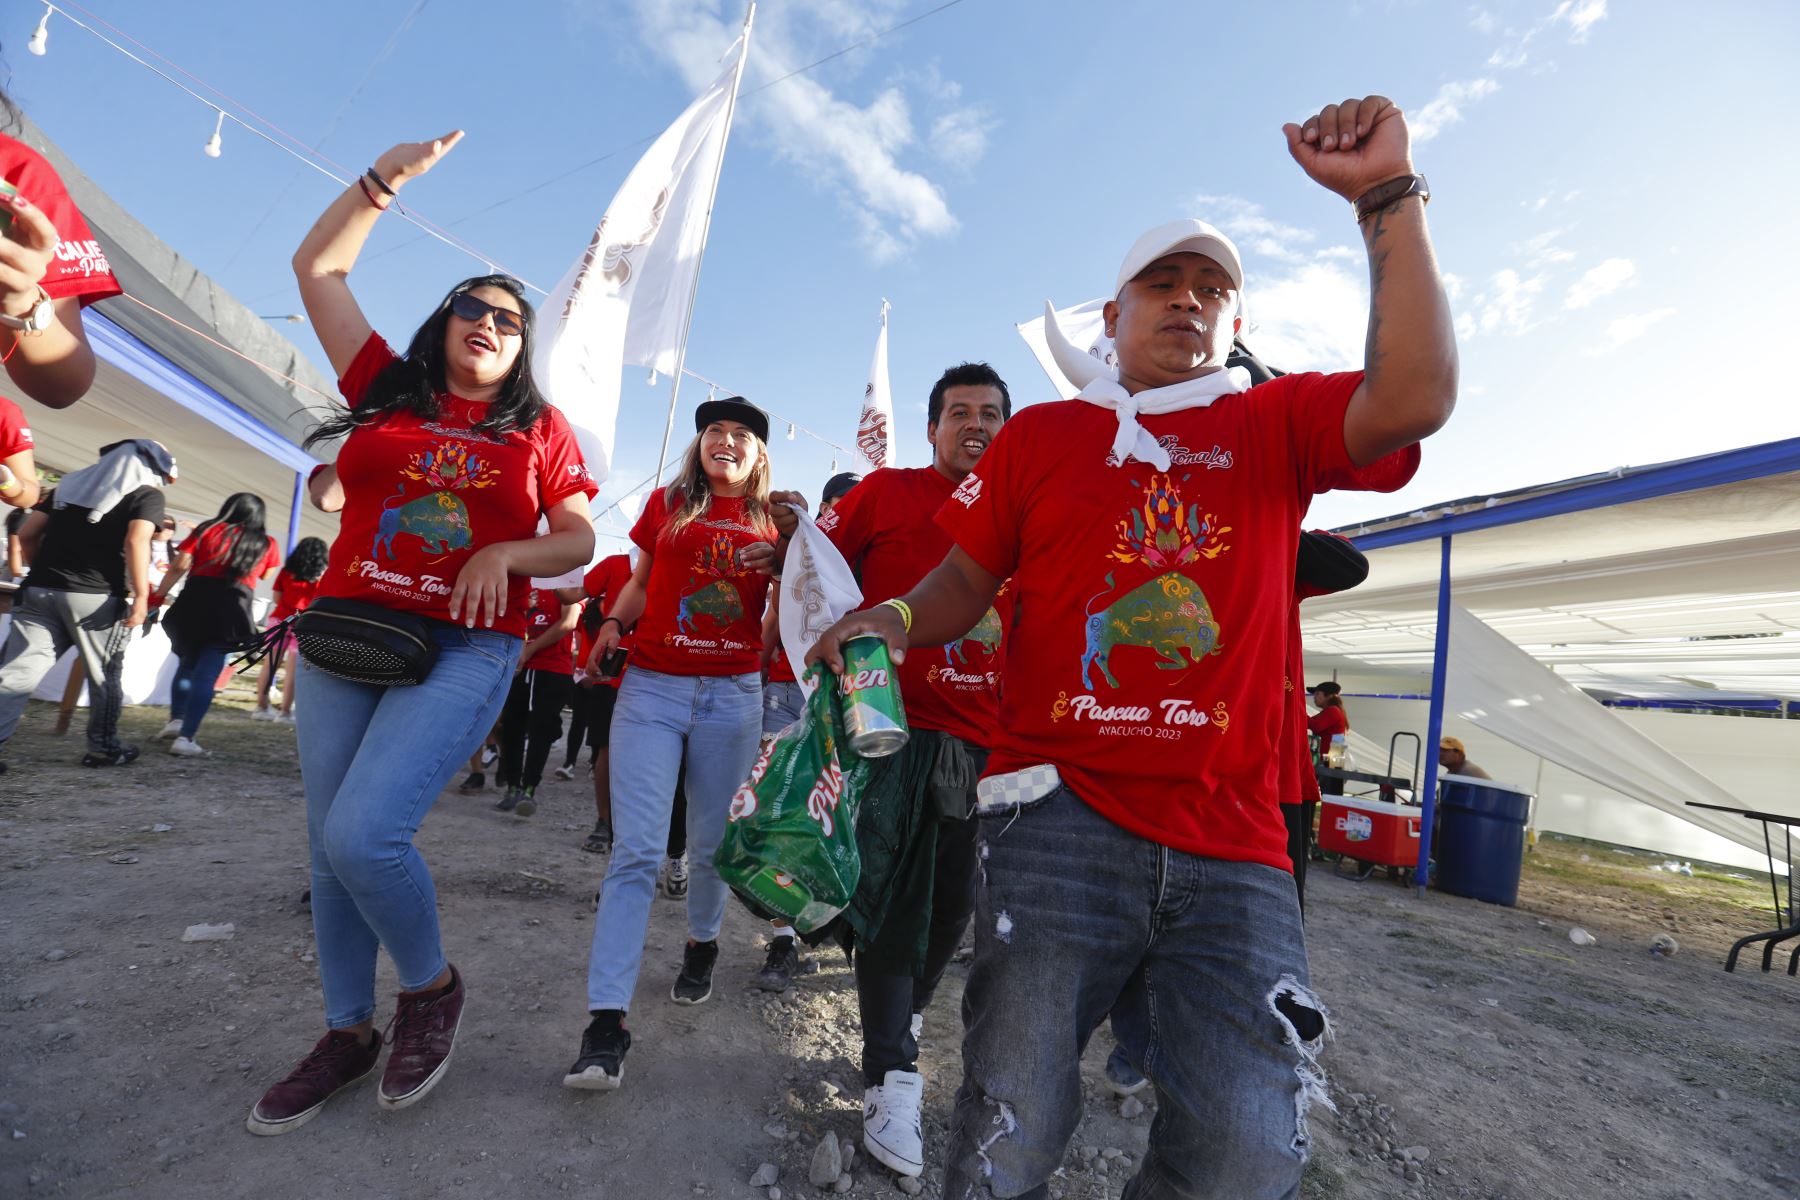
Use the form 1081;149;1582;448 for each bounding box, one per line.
943;786;1329;1200
295;625;520;1028
169;644;229;738
586;666;761;1012
762;679;804;737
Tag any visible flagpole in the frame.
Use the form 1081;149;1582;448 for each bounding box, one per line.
652;2;757;490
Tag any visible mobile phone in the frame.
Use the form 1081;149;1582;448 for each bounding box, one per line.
0;182;16;238
600;646;628;678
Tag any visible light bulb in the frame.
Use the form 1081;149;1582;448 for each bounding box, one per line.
786;423;795;440
202;111;224;158
27;7;49;56
830;459;838;473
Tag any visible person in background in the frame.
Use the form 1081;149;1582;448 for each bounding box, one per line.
153;492;281;757
560;549;634;853
1307;679;1349;748
758;470;861;742
1439;736;1491;780
251;536;330;723
4;505;29;580
0;100;122;410
245;130;595;1138
493;586;579;816
565;395;776;1092
147;515;179;580
0;393;39;511
0;438;173;772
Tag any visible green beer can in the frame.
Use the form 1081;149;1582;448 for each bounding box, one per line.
839;634;909;757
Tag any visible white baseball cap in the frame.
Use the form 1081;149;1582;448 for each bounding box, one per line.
1114;219;1244;297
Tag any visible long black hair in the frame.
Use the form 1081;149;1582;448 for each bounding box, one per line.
282;536;329;583
305;275;549;448
191;492;270;580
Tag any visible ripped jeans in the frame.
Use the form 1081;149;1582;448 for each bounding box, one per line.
943;785;1329;1200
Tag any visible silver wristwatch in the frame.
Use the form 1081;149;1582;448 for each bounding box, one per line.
0;285;54;333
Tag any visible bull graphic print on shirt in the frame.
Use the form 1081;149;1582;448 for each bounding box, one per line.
675;531;749;635
371;439;500;561
946;605;1003;666
1077;473;1229;690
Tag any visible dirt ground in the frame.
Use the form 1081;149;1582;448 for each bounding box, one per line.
2;682;1796;1199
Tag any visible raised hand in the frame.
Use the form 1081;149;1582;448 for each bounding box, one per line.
0;190;59;317
372;131;465;189
1282;96;1413;203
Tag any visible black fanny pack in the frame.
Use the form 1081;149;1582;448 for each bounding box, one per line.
291;597;442;687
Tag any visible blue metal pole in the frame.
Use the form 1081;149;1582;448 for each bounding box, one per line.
1416;534;1453;896
286;470;304;551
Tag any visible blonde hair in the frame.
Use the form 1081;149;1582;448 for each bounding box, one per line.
664;431;775;539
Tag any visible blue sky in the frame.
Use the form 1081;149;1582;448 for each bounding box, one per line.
9;0;1799;543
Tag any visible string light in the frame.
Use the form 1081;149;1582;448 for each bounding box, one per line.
786;422;795;441
27;5;50;55
202;109;224;158
830;458;838;473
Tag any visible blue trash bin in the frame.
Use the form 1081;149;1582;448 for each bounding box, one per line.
1435;775;1533;906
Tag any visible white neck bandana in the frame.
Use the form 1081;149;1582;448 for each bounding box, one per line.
1041;300;1250;470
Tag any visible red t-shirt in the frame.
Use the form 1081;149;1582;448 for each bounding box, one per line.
937;372;1420;870
819;465;1006;747
1307;704;1348;741
0;135;123;308
319;335;597;639
271;569;321;620
522;590;575;675
179;524;281;588
630;489;773;676
0;397;31;460
767;646;797;685
579;553;634;688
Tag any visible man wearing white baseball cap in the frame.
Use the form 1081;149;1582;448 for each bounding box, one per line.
813;94;1455;1197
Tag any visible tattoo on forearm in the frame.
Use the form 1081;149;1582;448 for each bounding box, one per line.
1363;206;1393;378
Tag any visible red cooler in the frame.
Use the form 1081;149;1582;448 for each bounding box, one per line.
1319;795;1421;867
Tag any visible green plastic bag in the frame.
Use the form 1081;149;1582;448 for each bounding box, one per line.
717;665;871;933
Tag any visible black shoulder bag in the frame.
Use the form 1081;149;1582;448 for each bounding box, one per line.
287;597;441;686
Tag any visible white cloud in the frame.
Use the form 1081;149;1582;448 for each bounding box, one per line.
1563;257;1637;309
1192;193;1317;264
1470;8;1498;34
613;1;985;260
1470;269;1546;335
1591;306;1676;353
1515;228;1576;267
1554;0;1608;42
1410;78;1500;144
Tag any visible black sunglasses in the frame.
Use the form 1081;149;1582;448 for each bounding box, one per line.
449;293;526;337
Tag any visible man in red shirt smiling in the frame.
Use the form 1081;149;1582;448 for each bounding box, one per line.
777;363;1011;1180
812;94;1456;1197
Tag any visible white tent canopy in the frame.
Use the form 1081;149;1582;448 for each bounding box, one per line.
1304;447;1800;876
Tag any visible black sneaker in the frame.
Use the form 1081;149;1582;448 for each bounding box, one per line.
494;787;521;813
81;745;140;768
756;935;804;992
671;940;719;1005
458;771;485;793
513;786;537;817
581;821;613;854
563;1010;630;1090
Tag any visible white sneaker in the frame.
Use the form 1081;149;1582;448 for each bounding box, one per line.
554;764;576;781
274;713;297;726
158;719;183;740
910;1012;924;1044
862;1069;925;1178
169;737;207;757
250;707;277;722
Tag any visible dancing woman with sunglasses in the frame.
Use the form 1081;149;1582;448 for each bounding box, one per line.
564;397;778;1091
247;132;596;1137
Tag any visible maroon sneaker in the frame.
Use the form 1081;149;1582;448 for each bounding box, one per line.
245;1028;381;1136
378;964;466;1110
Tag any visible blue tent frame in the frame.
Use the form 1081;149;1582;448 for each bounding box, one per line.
1344;436;1800;892
85;310;315;550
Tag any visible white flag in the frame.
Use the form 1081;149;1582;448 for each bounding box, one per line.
532;29;749;489
854;300;894;471
1015;298;1114;399
778;509;863;700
